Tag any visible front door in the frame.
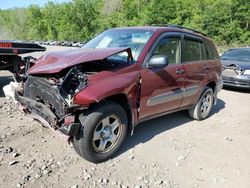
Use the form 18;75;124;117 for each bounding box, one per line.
139;34;186;119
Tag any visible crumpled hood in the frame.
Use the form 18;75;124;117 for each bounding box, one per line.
221;60;250;70
29;47;131;74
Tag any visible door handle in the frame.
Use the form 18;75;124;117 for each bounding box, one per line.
176;68;185;75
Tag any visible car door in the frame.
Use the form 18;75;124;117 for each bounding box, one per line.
180;35;210;107
139;33;186;120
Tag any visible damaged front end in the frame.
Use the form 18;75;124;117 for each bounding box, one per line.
15;66;88;138
12;47;133;139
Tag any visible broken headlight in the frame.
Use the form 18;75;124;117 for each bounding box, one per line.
243;69;250;75
60;66;88;97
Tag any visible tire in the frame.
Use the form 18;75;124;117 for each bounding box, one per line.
73;101;128;163
72;137;81;156
72;116;87;156
188;87;214;120
72;115;86;156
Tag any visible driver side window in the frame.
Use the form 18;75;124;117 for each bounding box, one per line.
152;37;181;65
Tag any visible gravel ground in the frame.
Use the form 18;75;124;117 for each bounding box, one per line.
0;46;249;188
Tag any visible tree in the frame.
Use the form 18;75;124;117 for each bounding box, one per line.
144;0;177;25
70;0;102;41
26;5;47;40
0;0;249;45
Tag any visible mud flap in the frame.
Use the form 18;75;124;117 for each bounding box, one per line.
214;80;223;105
59;123;81;137
213;88;218;106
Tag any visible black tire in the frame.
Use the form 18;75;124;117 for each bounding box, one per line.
72;137;81;156
188;87;214;120
73;101;128;163
72;116;87;156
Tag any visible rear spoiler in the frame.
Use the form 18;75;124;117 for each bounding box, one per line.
0;41;46;55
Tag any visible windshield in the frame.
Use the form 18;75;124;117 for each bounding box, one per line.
83;29;154;61
221;49;250;62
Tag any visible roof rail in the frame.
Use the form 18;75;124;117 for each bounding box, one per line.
166;24;207;36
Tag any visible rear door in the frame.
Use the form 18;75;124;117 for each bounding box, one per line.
139;33;186;119
180;35;209;107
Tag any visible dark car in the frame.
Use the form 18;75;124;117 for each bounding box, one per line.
221;48;250;89
11;25;222;163
62;41;72;47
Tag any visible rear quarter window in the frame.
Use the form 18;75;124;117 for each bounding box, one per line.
204;40;219;60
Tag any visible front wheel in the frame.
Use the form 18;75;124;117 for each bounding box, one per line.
188;87;214;120
73;101;128;163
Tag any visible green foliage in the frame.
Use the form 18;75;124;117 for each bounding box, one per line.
145;0;177;25
0;8;28;40
0;0;249;45
26;5;47;40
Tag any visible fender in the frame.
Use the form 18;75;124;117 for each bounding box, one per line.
73;69;140;105
73;70;141;128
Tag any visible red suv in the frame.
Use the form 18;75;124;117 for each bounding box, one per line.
14;25;223;163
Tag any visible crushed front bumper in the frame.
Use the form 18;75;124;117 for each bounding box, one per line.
222;75;250;89
14;91;81;138
15;91;58;125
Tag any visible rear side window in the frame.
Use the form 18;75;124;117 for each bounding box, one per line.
182;38;205;62
204;40;219;60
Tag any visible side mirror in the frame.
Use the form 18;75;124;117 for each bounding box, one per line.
148;55;168;68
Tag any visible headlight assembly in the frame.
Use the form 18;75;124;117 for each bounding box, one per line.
243;69;250;75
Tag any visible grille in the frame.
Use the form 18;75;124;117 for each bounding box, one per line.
223;80;249;86
222;68;239;77
23;76;66;118
223;76;250;86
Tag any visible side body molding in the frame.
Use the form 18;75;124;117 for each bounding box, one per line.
147;85;199;107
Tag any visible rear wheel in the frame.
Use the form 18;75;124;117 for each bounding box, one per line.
188;87;214;120
73;101;128;163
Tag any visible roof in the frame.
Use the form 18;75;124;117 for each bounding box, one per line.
109;25;209;39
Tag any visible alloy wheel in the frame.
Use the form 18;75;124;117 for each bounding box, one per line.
92;115;122;153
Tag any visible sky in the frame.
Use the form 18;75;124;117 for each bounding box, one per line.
0;0;71;10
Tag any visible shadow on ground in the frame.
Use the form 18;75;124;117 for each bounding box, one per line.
117;99;225;157
0;76;13;97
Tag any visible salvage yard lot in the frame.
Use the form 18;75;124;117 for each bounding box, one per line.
0;46;250;188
